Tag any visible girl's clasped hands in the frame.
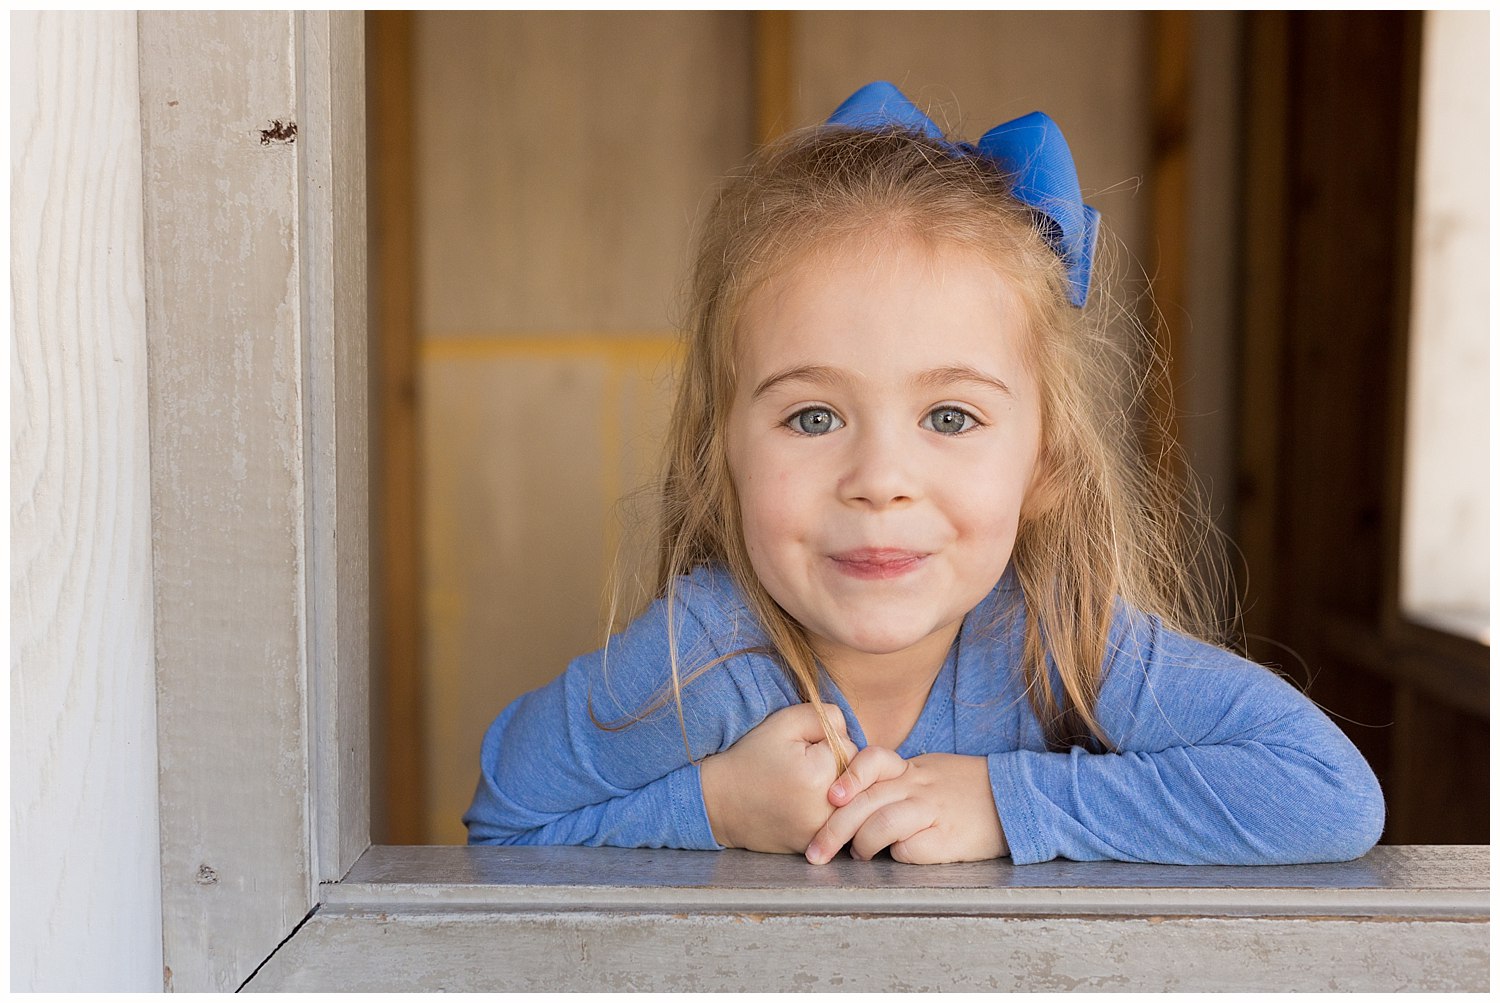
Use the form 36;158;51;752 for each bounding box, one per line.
701;704;1005;865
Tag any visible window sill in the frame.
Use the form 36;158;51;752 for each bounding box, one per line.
245;843;1488;991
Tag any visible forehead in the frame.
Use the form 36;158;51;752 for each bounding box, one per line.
733;237;1033;384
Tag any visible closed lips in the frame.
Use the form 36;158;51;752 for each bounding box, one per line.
828;549;928;578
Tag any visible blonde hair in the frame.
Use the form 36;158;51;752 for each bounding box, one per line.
640;123;1228;759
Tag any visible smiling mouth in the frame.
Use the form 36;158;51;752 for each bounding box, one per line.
828;548;929;580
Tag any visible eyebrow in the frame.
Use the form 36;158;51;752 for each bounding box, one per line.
752;363;1014;401
914;365;1015;399
751;364;844;401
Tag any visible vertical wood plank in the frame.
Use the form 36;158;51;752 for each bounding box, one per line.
10;11;165;990
139;10;366;988
366;10;427;846
297;10;371;881
139;13;311;988
1388;685;1489;843
1179;13;1245;549
1234;12;1290;652
1273;15;1415;788
412;11;753;334
754;11;793;144
1146;10;1191;474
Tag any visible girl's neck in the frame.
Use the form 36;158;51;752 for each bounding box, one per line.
816;622;959;751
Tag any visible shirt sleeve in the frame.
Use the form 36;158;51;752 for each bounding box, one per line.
463;569;788;848
988;607;1387;865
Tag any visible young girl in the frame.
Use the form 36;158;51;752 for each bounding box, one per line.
463;82;1385;865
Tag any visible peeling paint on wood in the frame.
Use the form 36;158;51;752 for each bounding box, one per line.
247;909;1487;992
258;119;297;144
244;845;1487;991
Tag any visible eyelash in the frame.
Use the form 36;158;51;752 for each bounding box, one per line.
921;405;983;436
784;406;844;436
782;405;986;437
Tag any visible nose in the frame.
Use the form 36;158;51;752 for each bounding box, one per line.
838;423;918;509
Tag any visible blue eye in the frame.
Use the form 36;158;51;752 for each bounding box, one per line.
788;407;844;436
923;407;979;435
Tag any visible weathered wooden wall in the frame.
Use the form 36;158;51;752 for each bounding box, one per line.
10;11;164;991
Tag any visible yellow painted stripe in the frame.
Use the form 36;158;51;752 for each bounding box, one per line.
421;330;682;617
422;332;681;361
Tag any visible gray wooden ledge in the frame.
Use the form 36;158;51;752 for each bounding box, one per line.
246;844;1488;991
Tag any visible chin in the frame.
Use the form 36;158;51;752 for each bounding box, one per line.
832;622;936;656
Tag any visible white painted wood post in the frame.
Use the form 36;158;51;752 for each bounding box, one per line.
137;11;367;991
11;11;164;991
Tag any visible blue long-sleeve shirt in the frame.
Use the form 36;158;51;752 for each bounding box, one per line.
464;564;1385;863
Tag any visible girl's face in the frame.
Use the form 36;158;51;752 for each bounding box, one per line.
726;236;1043;672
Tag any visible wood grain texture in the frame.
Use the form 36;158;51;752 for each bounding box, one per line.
420;337;678;844
296;10;371;885
411;11;753;334
366;10;428;848
1146;11;1191;474
139;11;367;989
1234;12;1290;650
753;11;792;143
140;13;311;989
246;845;1486;991
10;11;165;991
247;911;1488;992
335;843;1487;911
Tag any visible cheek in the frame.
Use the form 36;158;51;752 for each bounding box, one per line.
728;433;804;527
951;464;1033;541
739;476;802;547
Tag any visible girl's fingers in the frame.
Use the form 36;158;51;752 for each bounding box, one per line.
848;801;934;863
828;745;906;806
776;701;842;744
804;781;905;865
887;827;946;865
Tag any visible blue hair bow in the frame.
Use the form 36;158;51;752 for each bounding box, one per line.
826;81;1100;309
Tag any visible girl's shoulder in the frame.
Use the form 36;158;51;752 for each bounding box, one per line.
1103;601;1260;682
623;562;772;662
672;560;743;605
668;562;759;632
579;563;788;731
1095;600;1328;746
609;562;792;716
